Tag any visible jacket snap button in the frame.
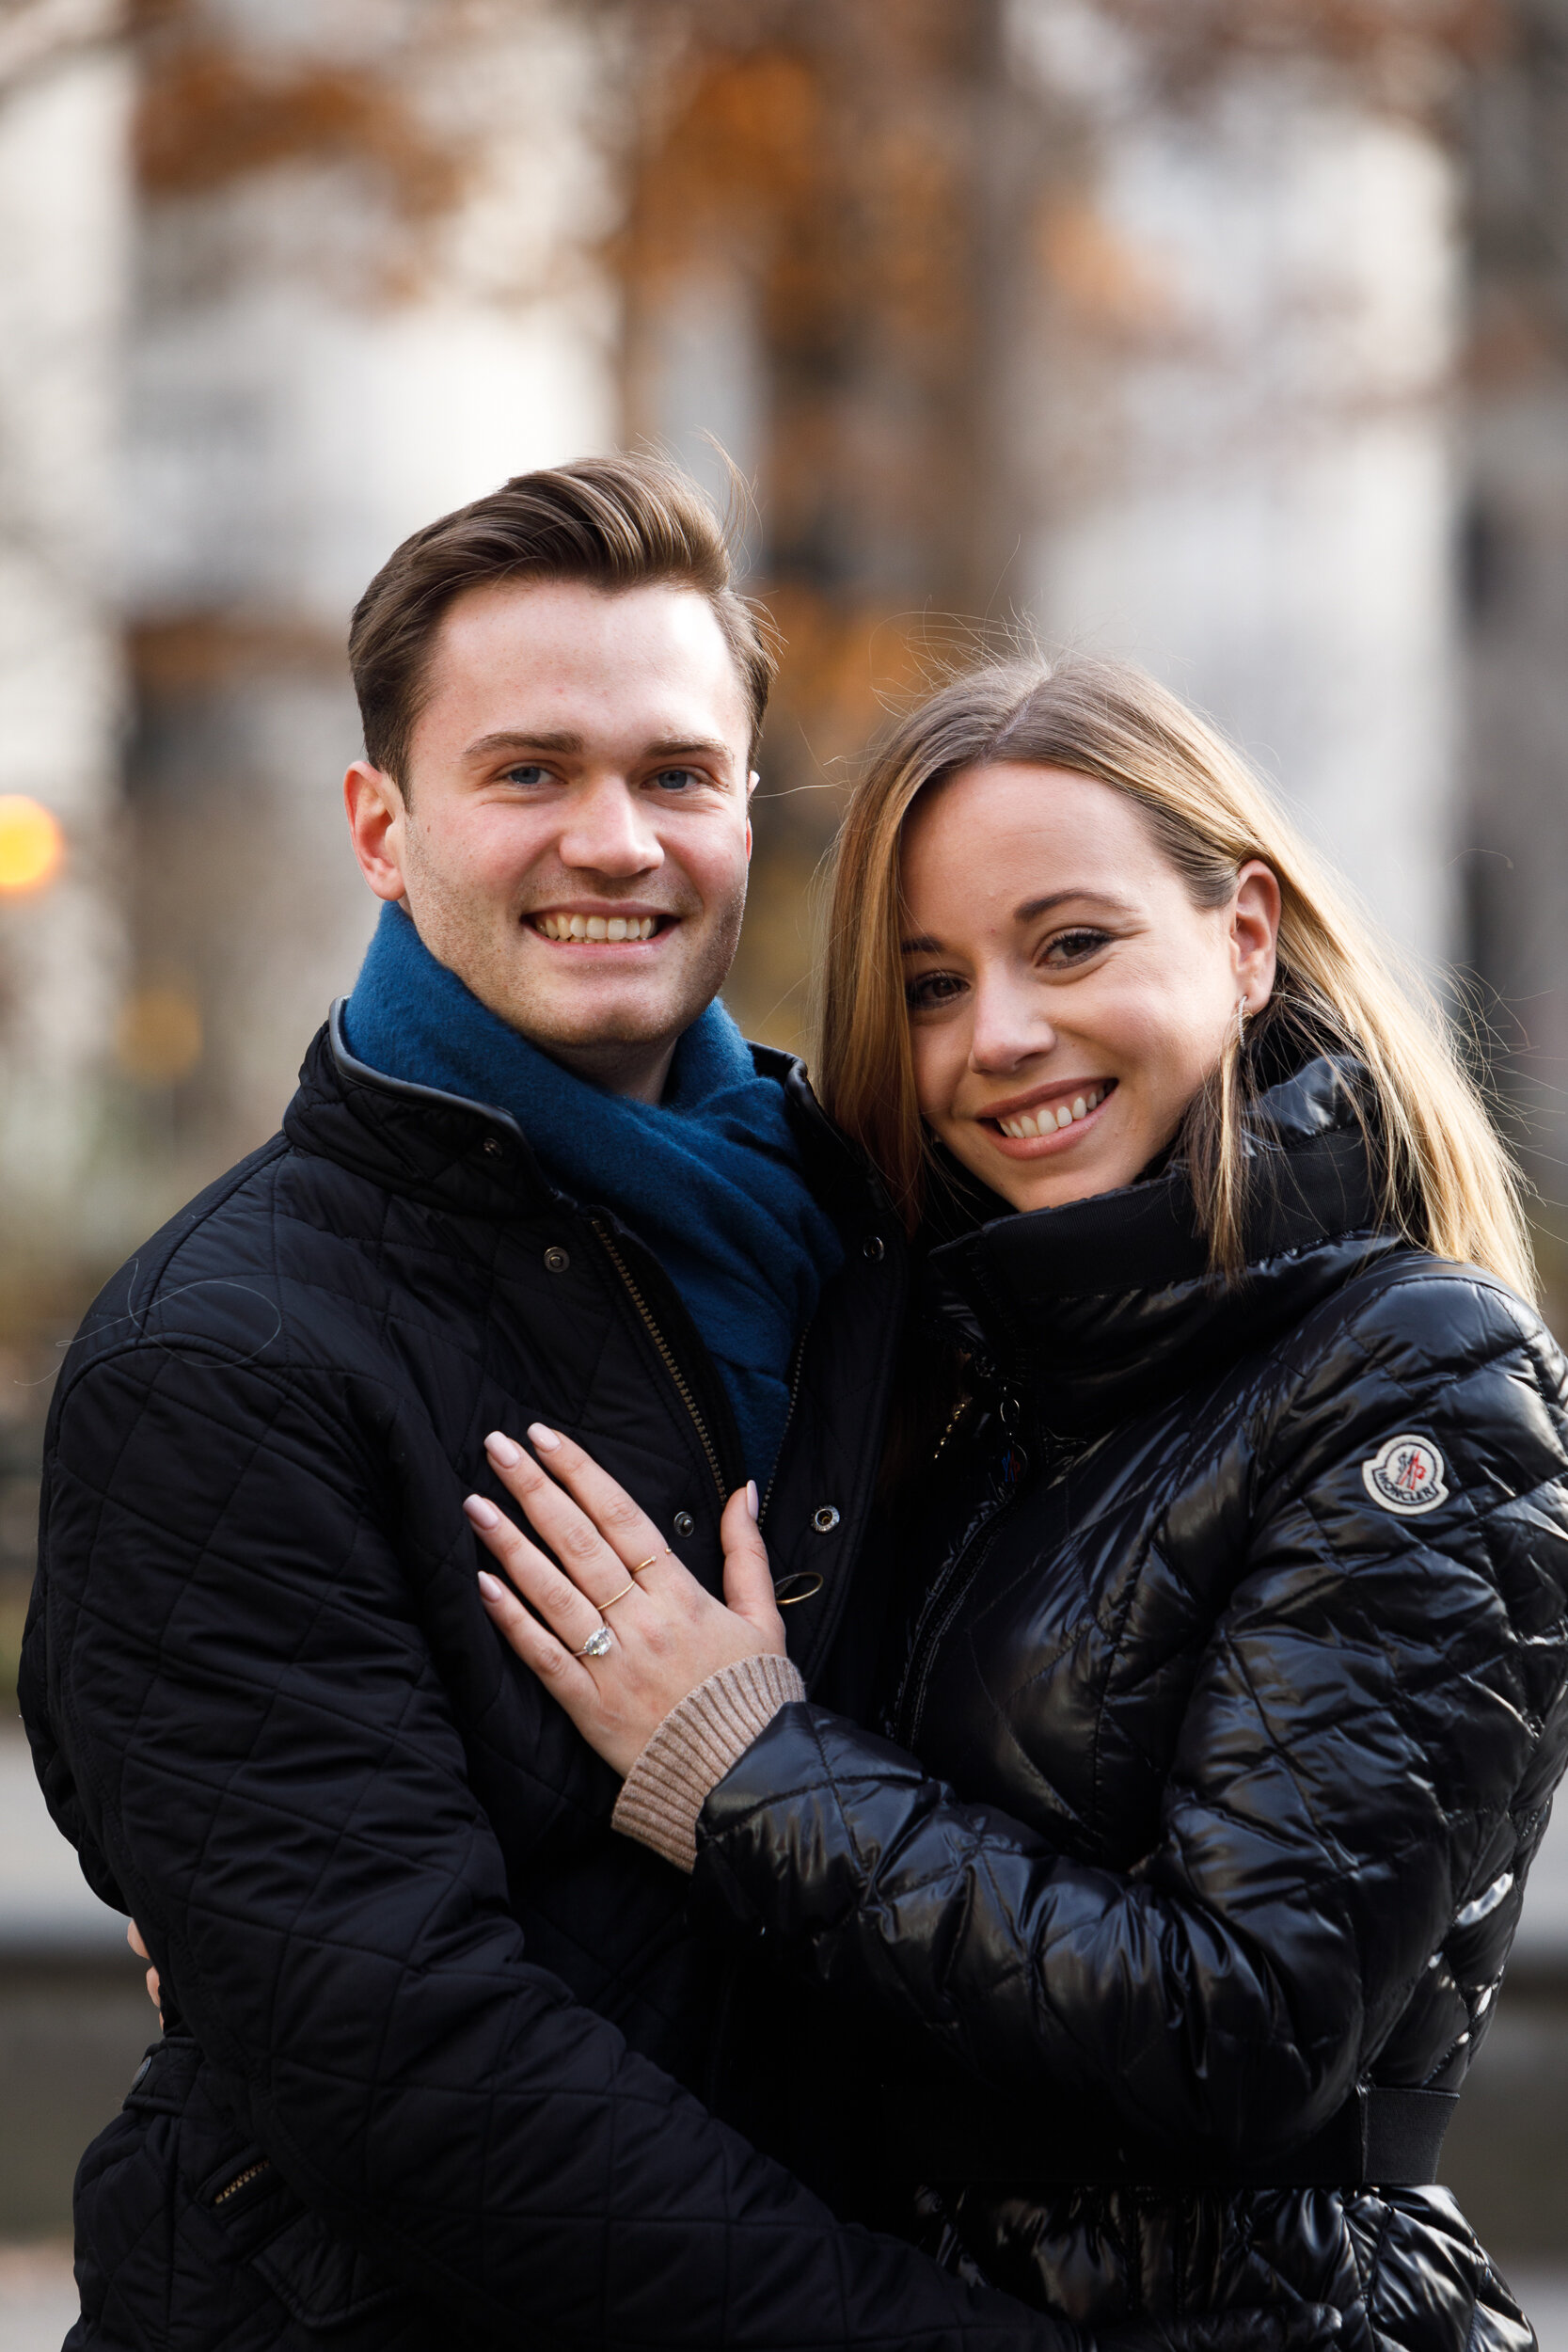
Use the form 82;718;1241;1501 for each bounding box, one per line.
673;1510;695;1537
483;1136;503;1158
544;1247;570;1274
813;1504;841;1533
862;1234;884;1261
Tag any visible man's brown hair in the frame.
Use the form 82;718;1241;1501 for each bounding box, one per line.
348;452;777;791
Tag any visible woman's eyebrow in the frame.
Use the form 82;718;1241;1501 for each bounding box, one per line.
902;889;1139;952
1014;888;1138;922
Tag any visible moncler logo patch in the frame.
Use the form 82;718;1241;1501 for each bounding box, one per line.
1362;1433;1449;1516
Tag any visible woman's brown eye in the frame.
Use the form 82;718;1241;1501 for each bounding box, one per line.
1046;929;1110;963
906;972;963;1010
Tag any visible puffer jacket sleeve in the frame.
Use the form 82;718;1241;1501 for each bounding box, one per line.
28;1337;1091;2352
693;1264;1568;2162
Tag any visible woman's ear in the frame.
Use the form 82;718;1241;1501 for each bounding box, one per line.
1232;860;1281;1012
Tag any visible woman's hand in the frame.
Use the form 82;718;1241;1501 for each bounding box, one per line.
466;1425;787;1778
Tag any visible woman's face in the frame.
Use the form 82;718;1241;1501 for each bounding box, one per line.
899;762;1280;1215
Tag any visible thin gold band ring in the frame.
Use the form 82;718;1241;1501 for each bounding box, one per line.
631;1549;673;1574
600;1579;638;1612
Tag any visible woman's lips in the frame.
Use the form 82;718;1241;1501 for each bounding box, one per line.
979;1079;1117;1157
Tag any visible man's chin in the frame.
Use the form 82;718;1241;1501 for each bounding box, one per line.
492;981;695;1063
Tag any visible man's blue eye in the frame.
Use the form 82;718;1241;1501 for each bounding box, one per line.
503;765;551;787
652;769;699;791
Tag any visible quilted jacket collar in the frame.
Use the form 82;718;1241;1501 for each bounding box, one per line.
927;1055;1407;1436
280;1004;882;1232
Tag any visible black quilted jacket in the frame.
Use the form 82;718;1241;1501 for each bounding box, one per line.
20;1011;1087;2352
693;1057;1568;2352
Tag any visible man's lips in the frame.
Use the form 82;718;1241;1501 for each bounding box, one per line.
976;1077;1117;1150
529;908;676;945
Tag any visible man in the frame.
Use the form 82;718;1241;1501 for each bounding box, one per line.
21;457;1311;2352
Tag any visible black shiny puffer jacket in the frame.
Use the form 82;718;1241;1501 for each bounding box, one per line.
694;1057;1568;2352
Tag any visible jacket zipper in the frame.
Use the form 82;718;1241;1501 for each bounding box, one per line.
893;1490;1019;1748
213;2157;272;2206
758;1324;811;1528
592;1219;727;1507
893;1412;1100;1746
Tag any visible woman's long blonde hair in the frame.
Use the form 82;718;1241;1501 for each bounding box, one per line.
816;653;1536;1297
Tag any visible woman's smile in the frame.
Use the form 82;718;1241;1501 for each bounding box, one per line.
981;1077;1117;1152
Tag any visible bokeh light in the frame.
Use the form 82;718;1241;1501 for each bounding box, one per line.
0;797;64;894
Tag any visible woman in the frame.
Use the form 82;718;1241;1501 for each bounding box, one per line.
466;656;1568;2352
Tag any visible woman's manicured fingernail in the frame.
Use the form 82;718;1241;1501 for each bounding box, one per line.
746;1480;759;1521
465;1495;500;1529
527;1422;562;1453
477;1570;505;1603
485;1431;522;1467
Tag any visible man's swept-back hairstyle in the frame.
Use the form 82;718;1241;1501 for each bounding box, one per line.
348;452;777;789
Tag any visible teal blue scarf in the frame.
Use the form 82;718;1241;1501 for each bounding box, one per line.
343;901;843;1485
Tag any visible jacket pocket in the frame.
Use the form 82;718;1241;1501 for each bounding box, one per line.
247;2206;406;2335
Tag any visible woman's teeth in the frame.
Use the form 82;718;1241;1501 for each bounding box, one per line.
996;1087;1105;1139
535;914;658;942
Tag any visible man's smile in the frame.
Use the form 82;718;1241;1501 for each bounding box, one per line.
531;906;671;944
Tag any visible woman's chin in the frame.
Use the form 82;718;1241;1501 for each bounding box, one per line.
996;1164;1121;1214
944;1121;1142;1215
951;1147;1125;1216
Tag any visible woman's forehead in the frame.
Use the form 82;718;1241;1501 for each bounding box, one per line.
900;763;1172;906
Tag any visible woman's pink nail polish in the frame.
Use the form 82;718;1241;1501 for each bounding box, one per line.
485;1431;521;1467
746;1480;759;1521
527;1422;562;1452
477;1571;505;1602
465;1495;500;1529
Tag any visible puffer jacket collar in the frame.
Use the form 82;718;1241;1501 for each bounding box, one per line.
928;1055;1408;1438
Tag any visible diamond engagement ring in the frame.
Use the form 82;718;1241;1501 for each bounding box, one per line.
573;1626;614;1661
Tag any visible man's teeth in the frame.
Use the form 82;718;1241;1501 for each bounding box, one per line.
536;914;658;942
997;1087;1105;1139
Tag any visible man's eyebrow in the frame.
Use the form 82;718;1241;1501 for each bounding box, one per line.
641;737;737;766
899;889;1137;954
464;729;583;760
461;731;737;767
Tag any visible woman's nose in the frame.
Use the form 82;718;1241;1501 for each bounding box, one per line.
967;970;1055;1073
558;779;663;877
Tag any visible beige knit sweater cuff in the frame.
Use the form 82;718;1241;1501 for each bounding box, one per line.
611;1652;806;1873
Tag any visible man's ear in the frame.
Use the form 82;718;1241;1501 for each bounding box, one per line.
344;760;409;902
745;770;758;864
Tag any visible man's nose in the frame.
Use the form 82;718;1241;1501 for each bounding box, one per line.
967;968;1055;1073
557;778;663;877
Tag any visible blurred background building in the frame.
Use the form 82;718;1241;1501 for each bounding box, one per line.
2;0;1567;2335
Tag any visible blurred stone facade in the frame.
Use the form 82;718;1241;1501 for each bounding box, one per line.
0;0;1556;1295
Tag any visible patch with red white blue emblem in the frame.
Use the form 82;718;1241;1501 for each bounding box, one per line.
1362;1433;1449;1516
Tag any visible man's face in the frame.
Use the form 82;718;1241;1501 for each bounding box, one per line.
344;578;755;1101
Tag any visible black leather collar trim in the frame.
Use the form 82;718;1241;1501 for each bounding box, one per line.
328;998;527;1141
